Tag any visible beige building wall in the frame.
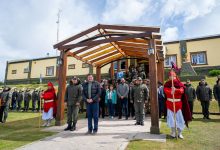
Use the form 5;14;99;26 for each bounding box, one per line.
164;43;181;66
7;62;29;80
66;57;89;76
186;38;220;67
31;58;57;78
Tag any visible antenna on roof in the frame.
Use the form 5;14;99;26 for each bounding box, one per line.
56;9;62;56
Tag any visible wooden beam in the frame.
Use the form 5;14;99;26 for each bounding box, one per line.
90;51;120;63
122;38;148;44
94;54;123;66
79;44;112;57
116;41;148;48
66;51;94;66
149;38;159;134
110;62;114;79
73;45;96;55
55;51;67;126
157;61;164;83
119;45;146;52
96;66;101;82
99;24;160;32
83;47;116;61
61;32;155;50
54;24;100;49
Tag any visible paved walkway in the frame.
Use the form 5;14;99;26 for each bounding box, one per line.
17;118;166;150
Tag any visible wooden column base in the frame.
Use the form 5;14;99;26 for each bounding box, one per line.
150;126;160;134
55;119;65;126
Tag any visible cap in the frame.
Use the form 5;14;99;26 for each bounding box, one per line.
137;77;142;81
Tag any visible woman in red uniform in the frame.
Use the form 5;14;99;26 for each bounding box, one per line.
164;70;191;139
41;82;56;127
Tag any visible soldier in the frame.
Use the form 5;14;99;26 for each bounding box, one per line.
0;87;11;123
23;89;31;112
32;89;40;112
137;66;146;80
64;77;82;131
185;79;196;119
11;88;18;111
131;77;148;125
17;89;24;111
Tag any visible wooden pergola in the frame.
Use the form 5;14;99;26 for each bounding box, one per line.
53;24;165;134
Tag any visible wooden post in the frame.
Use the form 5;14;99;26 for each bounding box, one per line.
125;59;129;72
117;60;120;72
110;62;114;79
157;61;164;83
96;66;101;82
55;51;67;126
149;38;160;134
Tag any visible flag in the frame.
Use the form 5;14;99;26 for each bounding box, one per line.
171;61;181;74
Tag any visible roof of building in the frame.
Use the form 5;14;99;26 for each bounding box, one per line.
8;56;58;64
164;34;220;44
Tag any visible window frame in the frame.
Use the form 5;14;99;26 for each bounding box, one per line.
12;70;17;74
82;63;89;68
164;54;177;67
68;64;76;69
190;51;208;66
46;66;54;76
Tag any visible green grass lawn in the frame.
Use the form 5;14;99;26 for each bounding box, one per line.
0;111;86;150
127;77;220;150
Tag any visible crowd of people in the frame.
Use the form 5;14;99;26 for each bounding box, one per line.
1;71;220;139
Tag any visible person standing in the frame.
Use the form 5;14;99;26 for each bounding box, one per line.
32;89;39;112
196;79;212;119
64;77;82;131
17;90;24;111
105;84;117;119
213;79;220;112
158;81;165;119
185;79;196;119
11;88;18;111
117;78;129;120
0;87;11;123
99;84;108;118
23;89;31;112
128;80;135;119
164;70;191;139
82;74;101;134
131;77;148;125
41;82;56;127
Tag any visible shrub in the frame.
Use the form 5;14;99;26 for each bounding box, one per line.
209;70;220;76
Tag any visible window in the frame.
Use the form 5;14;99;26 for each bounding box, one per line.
12;70;17;74
113;62;117;70
24;67;29;73
82;63;89;68
120;60;126;70
68;64;75;69
46;66;54;76
191;52;207;65
165;55;177;67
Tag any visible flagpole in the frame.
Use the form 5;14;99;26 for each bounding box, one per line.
171;69;178;139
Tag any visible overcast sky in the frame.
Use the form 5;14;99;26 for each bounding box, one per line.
0;0;220;81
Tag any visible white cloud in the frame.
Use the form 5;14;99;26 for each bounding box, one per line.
160;0;218;23
163;27;179;41
102;0;151;23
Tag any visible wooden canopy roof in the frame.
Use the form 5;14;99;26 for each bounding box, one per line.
53;24;164;67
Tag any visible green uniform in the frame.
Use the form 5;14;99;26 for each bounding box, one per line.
65;83;82;128
131;84;148;124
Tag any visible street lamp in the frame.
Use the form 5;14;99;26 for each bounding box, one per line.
148;47;155;55
57;56;63;65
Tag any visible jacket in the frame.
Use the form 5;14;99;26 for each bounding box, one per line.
131;84;148;103
196;82;212;101
24;91;31;101
213;84;220;101
185;84;196;102
82;81;101;103
0;91;12;106
105;89;117;104
117;83;129;98
65;84;82;105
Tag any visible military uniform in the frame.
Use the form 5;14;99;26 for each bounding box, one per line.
17;90;24;111
24;90;31;112
0;88;12;123
32;90;40;112
64;81;82;131
131;82;148;125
